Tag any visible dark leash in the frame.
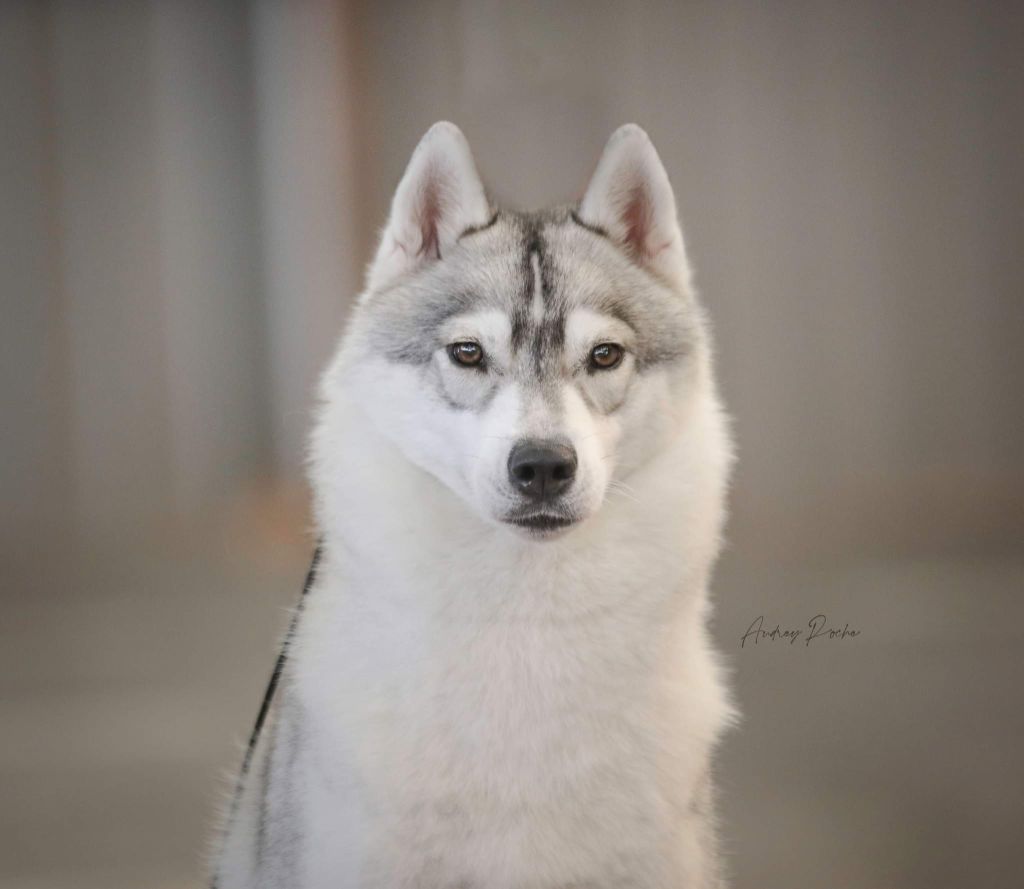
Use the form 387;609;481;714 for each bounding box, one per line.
212;543;322;888
239;543;322;781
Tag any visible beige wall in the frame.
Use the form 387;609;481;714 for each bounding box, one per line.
2;0;1022;556
2;1;273;544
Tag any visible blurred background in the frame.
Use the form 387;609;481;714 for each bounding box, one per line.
2;1;1022;887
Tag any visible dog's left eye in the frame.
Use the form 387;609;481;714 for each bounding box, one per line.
589;343;624;371
448;341;485;368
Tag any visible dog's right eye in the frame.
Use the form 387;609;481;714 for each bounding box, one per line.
448;341;484;368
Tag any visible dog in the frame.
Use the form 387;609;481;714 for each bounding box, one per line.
212;122;736;889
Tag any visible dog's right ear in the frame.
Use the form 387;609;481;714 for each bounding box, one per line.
367;122;491;291
578;124;692;293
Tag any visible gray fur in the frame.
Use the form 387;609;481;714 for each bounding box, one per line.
362;207;698;390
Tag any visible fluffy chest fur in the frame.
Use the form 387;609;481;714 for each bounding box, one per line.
286;386;733;887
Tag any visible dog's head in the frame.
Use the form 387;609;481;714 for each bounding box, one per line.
340;123;708;538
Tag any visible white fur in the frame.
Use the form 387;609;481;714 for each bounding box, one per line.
578;124;693;293
214;123;736;889
368;121;491;292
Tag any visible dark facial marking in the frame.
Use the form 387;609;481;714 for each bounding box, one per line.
535;241;566;375
570;208;610;240
510;219;541;351
457;210;500;241
507;215;567;379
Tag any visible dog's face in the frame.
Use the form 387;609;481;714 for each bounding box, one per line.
344;123;705;538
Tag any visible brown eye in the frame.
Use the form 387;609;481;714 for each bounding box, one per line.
589;342;624;371
449;341;484;368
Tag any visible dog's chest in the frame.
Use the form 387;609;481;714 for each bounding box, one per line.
292;556;699;882
304;573;673;775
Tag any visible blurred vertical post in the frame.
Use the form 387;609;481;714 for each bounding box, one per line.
150;0;272;524
2;0;366;550
250;0;365;484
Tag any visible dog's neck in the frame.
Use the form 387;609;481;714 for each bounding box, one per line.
309;391;728;627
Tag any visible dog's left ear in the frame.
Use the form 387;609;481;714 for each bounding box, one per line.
578;124;692;292
367;122;491;291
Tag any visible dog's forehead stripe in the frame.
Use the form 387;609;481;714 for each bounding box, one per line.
509;220;537;351
529;250;544;323
506;215;567;381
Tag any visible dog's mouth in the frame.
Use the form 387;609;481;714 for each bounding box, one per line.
503;508;579;537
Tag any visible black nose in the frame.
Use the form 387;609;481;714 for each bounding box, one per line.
507;439;578;501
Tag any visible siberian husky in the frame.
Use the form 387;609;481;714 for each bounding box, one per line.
213;122;736;889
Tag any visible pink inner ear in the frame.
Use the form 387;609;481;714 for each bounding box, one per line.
416;170;444;260
620;179;653;259
617;178;673;260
